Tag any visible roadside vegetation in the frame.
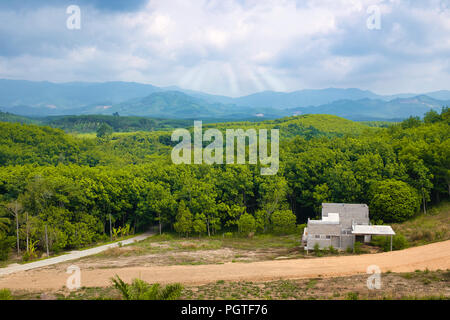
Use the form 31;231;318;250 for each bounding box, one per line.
5;269;449;300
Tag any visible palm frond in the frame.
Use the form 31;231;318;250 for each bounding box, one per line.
111;275;131;300
111;275;183;300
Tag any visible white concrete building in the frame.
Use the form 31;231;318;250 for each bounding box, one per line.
302;203;395;251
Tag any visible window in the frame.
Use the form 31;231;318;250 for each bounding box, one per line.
315;235;320;239
326;235;331;239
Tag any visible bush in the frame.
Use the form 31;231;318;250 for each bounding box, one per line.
372;234;409;251
313;243;323;257
327;245;338;254
346;292;359;300
0;289;12;300
237;213;256;235
271;210;297;234
354;241;362;254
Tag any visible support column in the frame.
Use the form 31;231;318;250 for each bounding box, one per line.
390;235;393;251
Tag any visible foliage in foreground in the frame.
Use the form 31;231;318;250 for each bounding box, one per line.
0;289;12;300
111;275;183;300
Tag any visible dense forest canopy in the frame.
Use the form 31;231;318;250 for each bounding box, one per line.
0;112;194;133
0;110;448;258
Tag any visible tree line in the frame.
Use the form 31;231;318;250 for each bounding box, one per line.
0;109;448;260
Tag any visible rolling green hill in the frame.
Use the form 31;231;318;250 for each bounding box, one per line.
0;114;377;167
203;114;377;139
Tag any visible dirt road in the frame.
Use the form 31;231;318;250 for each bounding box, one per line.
1;240;449;291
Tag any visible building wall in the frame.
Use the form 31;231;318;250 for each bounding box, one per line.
307;223;341;236
305;203;370;251
305;224;345;250
340;235;355;250
322;203;369;229
306;237;331;250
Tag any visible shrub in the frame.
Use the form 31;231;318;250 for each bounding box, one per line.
313;243;323;257
237;213;256;235
111;275;183;300
271;210;297;234
372;234;409;251
354;241;362;254
0;289;12;300
223;232;233;238
22;239;39;262
327;245;338;254
346;292;359;300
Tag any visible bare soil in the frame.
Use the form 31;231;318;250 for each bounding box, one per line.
1;240;449;291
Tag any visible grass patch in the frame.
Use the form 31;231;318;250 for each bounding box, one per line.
391;201;450;247
121;233;300;257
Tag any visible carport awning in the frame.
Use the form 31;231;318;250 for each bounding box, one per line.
352;225;395;236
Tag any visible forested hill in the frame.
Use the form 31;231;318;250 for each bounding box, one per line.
0;109;448;257
0;112;192;133
204;114;375;138
0;114;374;167
0;122;82;166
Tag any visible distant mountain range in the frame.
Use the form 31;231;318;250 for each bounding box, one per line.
0;79;448;121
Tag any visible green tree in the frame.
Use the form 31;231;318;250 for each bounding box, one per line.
312;183;331;213
173;201;193;237
192;213;207;236
96;123;113;139
0;210;10;234
271;210;297;234
237;213;256;235
369;179;421;222
423;110;441;123
143;182;176;235
256;176;288;232
0;234;14;261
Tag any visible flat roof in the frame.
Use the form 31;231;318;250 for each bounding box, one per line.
323;203;368;207
309;212;340;224
352;225;395;236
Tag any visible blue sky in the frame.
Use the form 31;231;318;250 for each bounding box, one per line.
0;0;449;96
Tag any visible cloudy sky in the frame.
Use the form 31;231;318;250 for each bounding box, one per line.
0;0;449;96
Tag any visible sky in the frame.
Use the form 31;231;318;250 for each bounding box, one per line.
0;0;449;97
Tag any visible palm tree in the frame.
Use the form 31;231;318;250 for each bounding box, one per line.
111;275;183;300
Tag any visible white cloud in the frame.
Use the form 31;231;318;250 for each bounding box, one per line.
0;0;449;96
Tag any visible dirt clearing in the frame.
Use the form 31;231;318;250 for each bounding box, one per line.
0;240;449;291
